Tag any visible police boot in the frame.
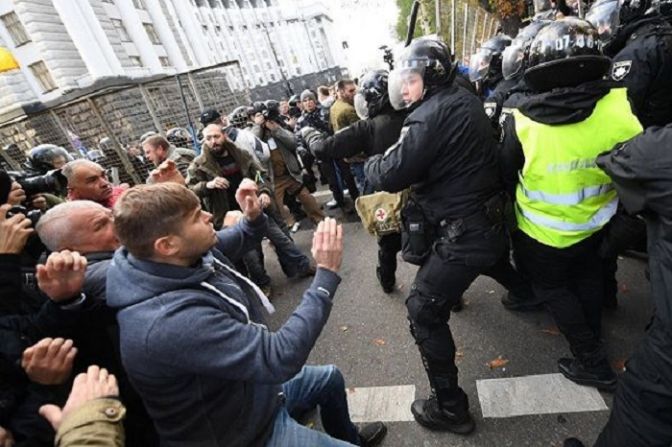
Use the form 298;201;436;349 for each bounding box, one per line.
558;352;617;392
411;388;475;434
376;266;395;294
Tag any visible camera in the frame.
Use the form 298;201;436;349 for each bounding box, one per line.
7;205;42;228
10;170;68;197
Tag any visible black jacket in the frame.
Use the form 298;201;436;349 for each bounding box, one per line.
312;106;407;160
609;16;672;128
364;84;501;225
597;125;672;325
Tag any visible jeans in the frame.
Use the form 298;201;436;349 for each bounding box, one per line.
322;158;359;205
266;211;310;277
350;162;373;195
265;365;360;447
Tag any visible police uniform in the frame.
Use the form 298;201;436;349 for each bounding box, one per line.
500;18;643;390
592;126;672;447
313;104;407;292
608;16;672;128
365;38;534;432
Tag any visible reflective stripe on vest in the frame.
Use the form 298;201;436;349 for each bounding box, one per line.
513;88;642;248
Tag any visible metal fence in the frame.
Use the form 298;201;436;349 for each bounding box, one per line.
439;0;501;64
0;61;344;186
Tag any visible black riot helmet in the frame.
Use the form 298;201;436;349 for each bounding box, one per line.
27;144;73;173
354;69;390;119
586;0;655;49
229;106;250;128
524;17;610;91
166;127;193;146
468;35;512;83
502;20;552;80
388;37;457;110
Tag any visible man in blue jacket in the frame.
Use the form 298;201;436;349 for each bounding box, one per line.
106;181;386;447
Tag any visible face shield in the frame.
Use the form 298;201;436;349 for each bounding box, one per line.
354;92;369;119
388;64;426;110
502;42;526;80
469;48;495;82
586;0;620;43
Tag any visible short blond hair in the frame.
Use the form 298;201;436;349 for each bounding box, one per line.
113;183;200;258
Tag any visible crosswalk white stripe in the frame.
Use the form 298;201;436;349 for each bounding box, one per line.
346;385;416;423
476;373;608;418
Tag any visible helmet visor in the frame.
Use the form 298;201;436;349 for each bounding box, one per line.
502;43;525;80
354;92;369;119
388;65;426;110
468;48;494;82
586;0;619;43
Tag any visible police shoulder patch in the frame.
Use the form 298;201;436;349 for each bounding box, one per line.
611;60;633;82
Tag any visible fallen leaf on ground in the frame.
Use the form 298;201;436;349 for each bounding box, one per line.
487;290;495;294
487;356;509;369
340;326;349;332
540;326;561;336
373;338;386;346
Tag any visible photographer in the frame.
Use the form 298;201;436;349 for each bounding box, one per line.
250;103;325;226
0;171;45;315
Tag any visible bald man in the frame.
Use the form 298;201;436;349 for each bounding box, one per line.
62;160;127;208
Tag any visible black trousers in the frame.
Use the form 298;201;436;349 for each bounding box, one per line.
406;226;532;403
377;232;402;286
514;231;605;360
600;212;647;303
595;317;672;447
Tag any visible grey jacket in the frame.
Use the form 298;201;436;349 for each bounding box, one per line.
250;125;303;184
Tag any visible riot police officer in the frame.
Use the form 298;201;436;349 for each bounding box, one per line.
486;19;552;130
499;18;643;390
469;34;512;99
305;69;407;293
364;37;534;434
587;0;672;128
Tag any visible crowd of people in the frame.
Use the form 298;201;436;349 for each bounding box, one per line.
2;0;672;445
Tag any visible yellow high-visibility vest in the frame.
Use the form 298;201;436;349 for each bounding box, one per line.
514;88;642;248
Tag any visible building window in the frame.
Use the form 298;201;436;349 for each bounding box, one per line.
111;19;131;42
29;61;57;92
1;12;30;46
202;25;208;32
102;0;114;3
159;57;170;67
130;56;143;67
132;0;146;9
143;23;161;45
270;73;276;81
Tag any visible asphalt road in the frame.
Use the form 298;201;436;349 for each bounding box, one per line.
263;207;652;447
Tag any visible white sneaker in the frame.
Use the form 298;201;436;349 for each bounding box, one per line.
326;199;339;209
290;222;301;233
344;189;350;197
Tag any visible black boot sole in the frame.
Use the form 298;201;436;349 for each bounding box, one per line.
558;366;617;392
411;407;475;434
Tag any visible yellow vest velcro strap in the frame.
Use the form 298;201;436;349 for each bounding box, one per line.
518;197;618;232
520;183;614;206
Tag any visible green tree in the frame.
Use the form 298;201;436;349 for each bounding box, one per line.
395;0;435;41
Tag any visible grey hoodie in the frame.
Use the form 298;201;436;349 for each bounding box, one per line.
106;215;341;446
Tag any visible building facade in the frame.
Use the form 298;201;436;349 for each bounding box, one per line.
0;0;345;119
